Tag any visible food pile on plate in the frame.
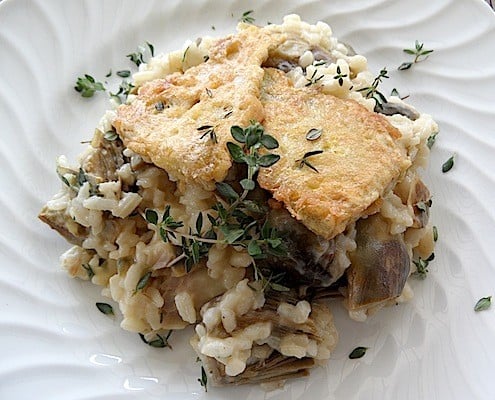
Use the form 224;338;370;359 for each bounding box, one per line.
40;15;437;386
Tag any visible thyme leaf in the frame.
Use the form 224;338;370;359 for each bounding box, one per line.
135;271;152;292
96;302;114;315
116;70;131;78
104;130;118;141
349;346;368;359
442;154;455;173
198;365;208;392
433;226;438;242
306;128;322;141
474;296;492;312
296;150;324;173
145;209;159;225
427;131;439;149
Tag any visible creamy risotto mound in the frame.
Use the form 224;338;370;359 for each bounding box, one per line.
40;15;437;387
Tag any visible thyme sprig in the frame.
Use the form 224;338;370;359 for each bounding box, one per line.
333;65;348;86
127;41;155;67
296;150;324;173
398;40;434;70
144;122;288;290
139;331;173;349
239;10;255;24
412;253;435;279
74;74;106;98
251;261;290;292
357;68;389;106
305;69;324;87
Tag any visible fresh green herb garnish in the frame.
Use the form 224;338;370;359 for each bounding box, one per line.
197;125;217;144
105;70;112;78
442;154;455;173
74;74;106;98
333;65;348;86
127;42;155;67
349;346;368;359
357;68;389;106
306;128;322;141
433;226;438;242
251;261;290;292
296;150;324;173
239;10;255;24
144;122;287;289
145;209;159;225
305;69;324;87
104;130;118;141
390;88;409;100
96;302;114;315
82;263;95;279
412;253;434;279
398;40;434;71
147;41;155;57
427;131;439;149
198;365;208;392
138;331;173;349
134;271;152;293
109;80;135;104
116;70;131;78
474;296;492;312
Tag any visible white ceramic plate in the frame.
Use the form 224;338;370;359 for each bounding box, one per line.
1;0;494;399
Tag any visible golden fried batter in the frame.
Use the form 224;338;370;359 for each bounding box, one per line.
257;69;410;239
114;25;286;190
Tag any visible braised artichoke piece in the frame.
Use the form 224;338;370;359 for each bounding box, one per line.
81;129;128;182
346;214;410;311
191;280;338;386
260;205;336;287
38;206;89;246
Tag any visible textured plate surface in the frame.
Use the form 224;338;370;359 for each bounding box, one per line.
1;0;495;399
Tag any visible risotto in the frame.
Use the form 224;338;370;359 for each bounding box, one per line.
39;15;437;386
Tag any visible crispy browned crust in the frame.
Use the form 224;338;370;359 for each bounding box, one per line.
257;69;410;239
114;26;286;190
